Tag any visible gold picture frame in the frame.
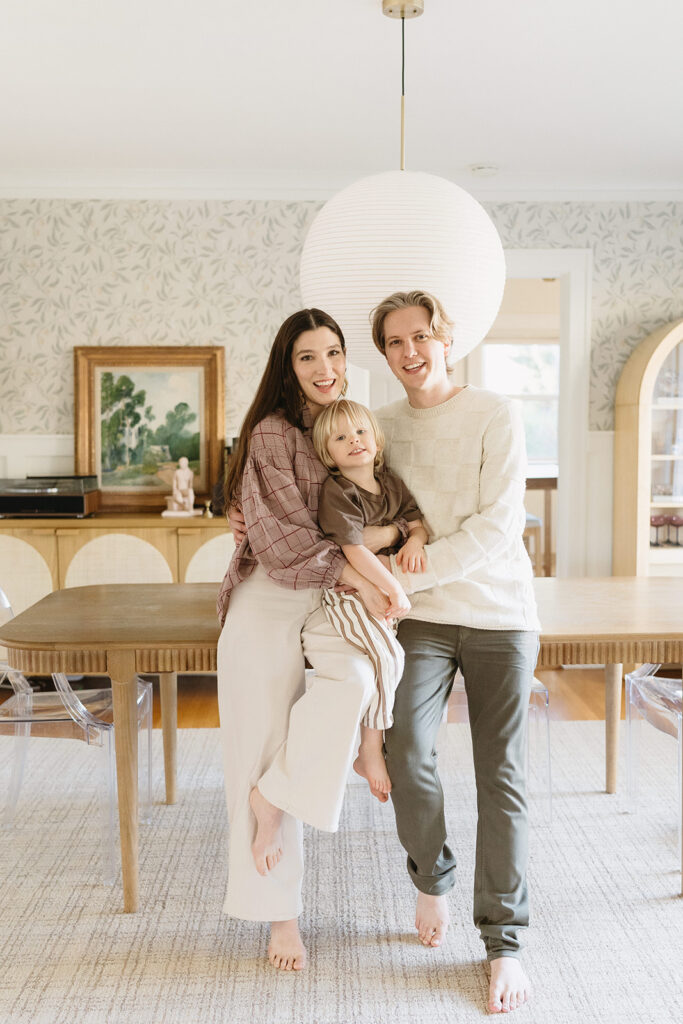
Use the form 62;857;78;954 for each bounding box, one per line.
74;346;225;512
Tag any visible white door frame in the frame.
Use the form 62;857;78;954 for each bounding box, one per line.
504;249;593;577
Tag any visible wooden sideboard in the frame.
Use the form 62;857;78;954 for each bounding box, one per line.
0;513;234;616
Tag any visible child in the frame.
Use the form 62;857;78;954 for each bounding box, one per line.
312;399;428;801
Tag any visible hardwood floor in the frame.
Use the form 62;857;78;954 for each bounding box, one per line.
0;667;616;728
149;666;614;728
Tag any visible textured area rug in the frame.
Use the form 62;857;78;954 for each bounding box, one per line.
1;722;682;1024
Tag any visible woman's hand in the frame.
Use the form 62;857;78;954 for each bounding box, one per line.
362;523;400;554
354;579;391;622
384;585;411;620
228;503;247;544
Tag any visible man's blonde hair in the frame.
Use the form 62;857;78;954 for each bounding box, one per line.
370;290;456;372
312;399;385;474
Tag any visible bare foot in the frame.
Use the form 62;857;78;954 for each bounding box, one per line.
415;891;450;947
249;786;283;876
487;957;531;1014
268;919;307;972
353;746;391;802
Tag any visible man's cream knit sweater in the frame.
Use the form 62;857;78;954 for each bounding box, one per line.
377;385;540;632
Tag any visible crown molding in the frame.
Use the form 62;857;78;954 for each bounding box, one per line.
0;169;682;203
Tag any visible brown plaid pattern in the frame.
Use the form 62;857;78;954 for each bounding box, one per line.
217;412;345;625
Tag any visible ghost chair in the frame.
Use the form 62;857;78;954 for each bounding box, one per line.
625;663;682;868
0;590;153;885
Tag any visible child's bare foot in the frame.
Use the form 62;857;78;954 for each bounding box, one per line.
415;891;450;947
487;957;531;1013
268;919;307;971
353;747;391;802
353;726;391;802
249;786;283;876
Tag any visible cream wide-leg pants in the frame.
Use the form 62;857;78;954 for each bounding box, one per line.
217;565;376;922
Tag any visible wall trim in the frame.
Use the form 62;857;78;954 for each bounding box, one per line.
1;172;682;203
0;435;74;479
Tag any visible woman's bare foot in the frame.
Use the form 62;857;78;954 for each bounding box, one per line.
487;957;531;1013
415;891;450;947
268;919;307;971
249;786;283;876
353;726;391;802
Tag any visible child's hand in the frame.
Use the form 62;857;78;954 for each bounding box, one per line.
395;535;426;573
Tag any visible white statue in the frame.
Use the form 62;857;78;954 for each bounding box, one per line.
162;457;202;516
172;456;195;511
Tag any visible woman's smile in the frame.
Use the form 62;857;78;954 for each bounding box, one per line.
291;325;346;416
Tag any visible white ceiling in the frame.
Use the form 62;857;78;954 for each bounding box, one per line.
1;0;682;199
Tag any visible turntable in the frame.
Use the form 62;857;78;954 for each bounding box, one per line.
0;476;100;517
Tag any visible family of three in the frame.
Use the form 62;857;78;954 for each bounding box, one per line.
216;289;540;1015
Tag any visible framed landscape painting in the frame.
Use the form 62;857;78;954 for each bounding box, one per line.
74;346;225;511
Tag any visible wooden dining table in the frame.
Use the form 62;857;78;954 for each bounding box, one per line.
1;575;683;910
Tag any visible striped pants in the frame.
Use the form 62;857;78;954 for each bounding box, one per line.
321;590;404;730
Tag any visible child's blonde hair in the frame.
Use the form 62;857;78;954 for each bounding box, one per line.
313;399;385;475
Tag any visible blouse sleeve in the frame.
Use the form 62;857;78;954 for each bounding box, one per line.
241;439;345;590
390;400;527;593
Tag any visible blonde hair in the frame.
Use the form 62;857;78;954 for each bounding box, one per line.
312;399;385;474
370;289;456;372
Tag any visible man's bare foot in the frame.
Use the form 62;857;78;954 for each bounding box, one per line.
415;891;450;947
268;919;306;972
249;786;284;876
353;746;391;802
487;957;531;1014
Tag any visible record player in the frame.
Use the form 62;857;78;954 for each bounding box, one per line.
0;476;100;517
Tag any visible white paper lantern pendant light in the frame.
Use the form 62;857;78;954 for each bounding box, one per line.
300;1;505;376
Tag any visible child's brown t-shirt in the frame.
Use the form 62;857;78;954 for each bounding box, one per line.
318;468;422;554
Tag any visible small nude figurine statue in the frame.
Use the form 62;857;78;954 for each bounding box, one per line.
168;456;195;512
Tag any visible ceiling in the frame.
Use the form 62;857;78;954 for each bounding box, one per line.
1;0;682;199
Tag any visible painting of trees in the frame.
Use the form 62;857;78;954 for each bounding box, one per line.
100;372;153;471
98;368;202;488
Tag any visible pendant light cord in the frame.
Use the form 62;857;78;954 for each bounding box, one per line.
400;16;406;170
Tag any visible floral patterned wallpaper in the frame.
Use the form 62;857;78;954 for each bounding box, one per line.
1;198;681;434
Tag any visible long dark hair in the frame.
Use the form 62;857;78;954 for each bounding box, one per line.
223;308;346;507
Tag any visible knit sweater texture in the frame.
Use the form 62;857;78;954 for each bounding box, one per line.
376;386;541;631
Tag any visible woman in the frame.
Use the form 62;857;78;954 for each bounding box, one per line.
216;308;401;974
370;290;540;1015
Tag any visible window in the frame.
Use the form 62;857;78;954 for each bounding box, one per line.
467;340;560;467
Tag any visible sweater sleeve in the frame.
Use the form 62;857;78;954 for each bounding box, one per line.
390;400;527;594
242;437;346;590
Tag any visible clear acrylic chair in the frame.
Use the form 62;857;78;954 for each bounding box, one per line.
0;588;153;884
449;670;552;824
0;586;14;689
625;663;682;851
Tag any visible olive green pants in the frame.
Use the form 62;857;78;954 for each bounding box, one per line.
384;619;539;960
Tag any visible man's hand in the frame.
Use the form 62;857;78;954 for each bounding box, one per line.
395;535;427;573
362;523;400;554
228;504;247;544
